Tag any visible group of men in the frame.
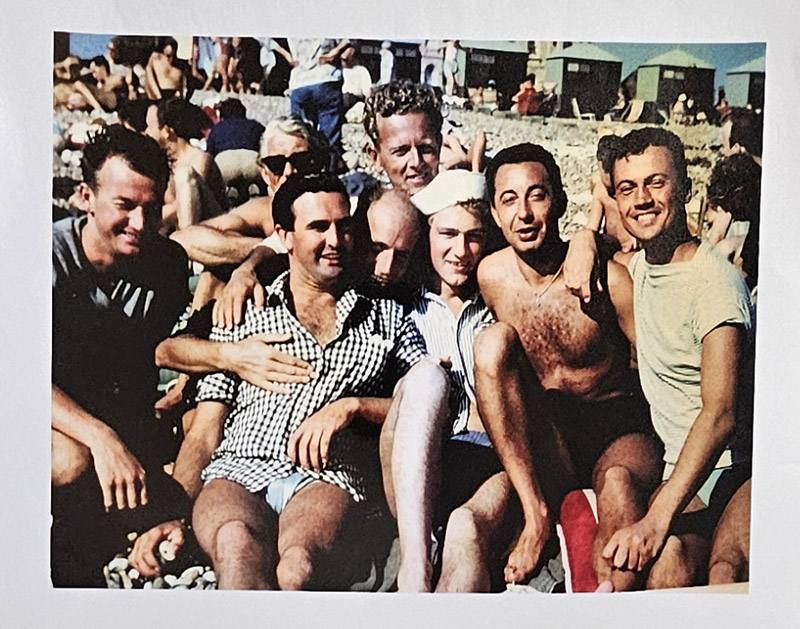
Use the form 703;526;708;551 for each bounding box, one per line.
52;78;754;592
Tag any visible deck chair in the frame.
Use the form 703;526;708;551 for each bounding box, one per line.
624;99;645;123
572;98;596;121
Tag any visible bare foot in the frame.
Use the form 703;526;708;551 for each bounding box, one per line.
504;524;550;584
595;580;614;593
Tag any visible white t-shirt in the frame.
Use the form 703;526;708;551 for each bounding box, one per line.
628;242;753;467
287;38;342;90
342;65;373;97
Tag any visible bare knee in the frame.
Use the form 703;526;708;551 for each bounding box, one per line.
647;535;706;589
445;506;487;547
596;466;634;502
214;520;259;562
51;431;91;486
403;358;450;396
276;545;314;590
474;322;520;379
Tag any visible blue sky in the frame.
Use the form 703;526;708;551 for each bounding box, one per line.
69;34;765;90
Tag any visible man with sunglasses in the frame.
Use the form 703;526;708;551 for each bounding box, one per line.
169;116;329;266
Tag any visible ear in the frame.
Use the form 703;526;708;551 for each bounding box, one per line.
490;205;502;229
276;225;293;254
78;182;95;214
683;179;692;204
366;141;383;173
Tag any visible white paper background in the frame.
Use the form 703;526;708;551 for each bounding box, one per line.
1;0;798;626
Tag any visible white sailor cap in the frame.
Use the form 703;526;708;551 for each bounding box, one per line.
410;169;487;216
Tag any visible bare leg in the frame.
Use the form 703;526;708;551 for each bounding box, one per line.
436;471;514;592
473;323;575;584
52;429;91;486
379;359;450;592
709;479;751;584
591;433;663;592
646;495;709;589
276;481;354;590
192;478;279;589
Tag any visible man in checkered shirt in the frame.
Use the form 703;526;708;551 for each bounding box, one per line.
172;173;425;589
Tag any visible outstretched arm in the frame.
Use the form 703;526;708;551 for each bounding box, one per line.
603;324;741;571
52;384;147;511
156;332;313;393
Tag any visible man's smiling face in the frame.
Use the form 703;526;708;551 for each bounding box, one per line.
613;145;688;244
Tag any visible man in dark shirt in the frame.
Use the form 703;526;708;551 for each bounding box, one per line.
51;126;191;586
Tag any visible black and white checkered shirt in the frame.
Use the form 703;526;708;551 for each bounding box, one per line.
196;271;426;502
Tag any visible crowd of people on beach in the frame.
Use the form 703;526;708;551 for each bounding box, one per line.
51;36;762;593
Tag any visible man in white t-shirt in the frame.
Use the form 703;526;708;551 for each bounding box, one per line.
597;127;753;589
340;44;373;112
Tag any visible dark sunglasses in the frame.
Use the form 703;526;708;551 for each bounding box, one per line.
259;151;319;176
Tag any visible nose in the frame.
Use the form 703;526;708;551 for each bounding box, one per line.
407;147;421;169
128;207;146;232
373;249;396;281
452;234;467;258
325;224;341;249
517;198;534;222
634;184;653;207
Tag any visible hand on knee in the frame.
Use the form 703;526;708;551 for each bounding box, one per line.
276;545;314;590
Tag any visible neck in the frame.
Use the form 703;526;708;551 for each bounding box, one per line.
80;220;117;272
643;220;696;264
434;276;476;315
515;238;567;283
287;267;344;310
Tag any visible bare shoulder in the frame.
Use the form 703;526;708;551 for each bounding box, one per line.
605;257;634;312
477;248;513;308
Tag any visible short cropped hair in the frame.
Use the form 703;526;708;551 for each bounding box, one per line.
729;107;763;157
364;80;443;146
485;143;569;220
90;55;110;72
707;153;761;222
156;99;212;141
118;100;155;133
272;173;349;231
260;115;330;168
81;124;170;198
596;134;622;173
609;127;689;197
218;98;247;120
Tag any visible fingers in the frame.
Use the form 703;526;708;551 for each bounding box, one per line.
211;299;222;328
115;482;127;511
253;283;266;310
129;534;162;578
100;481;114;513
318;430;332;469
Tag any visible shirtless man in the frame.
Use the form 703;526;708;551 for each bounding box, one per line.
145;37;186;101
144;99;228;231
474;143;663;590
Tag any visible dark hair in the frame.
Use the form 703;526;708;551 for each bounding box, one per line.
708;153;761;222
728;107;763;157
485;143;568;219
80;124;170;199
609;127;689;197
218;98;247;120
364;80;443;146
272;173;349;231
156;99;213;141
155;36;178;54
90;55;110;72
596;134;622;173
117;99;154;133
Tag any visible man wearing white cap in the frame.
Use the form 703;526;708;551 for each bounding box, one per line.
381;169;517;592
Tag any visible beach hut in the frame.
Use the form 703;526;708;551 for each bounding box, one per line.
725;56;765;110
634;49;715;114
460;41;530;110
544;43;622;118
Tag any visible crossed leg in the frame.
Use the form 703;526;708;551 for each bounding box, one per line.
591;433;664;591
379;359;450;592
474;322;576;584
436;471;515;592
